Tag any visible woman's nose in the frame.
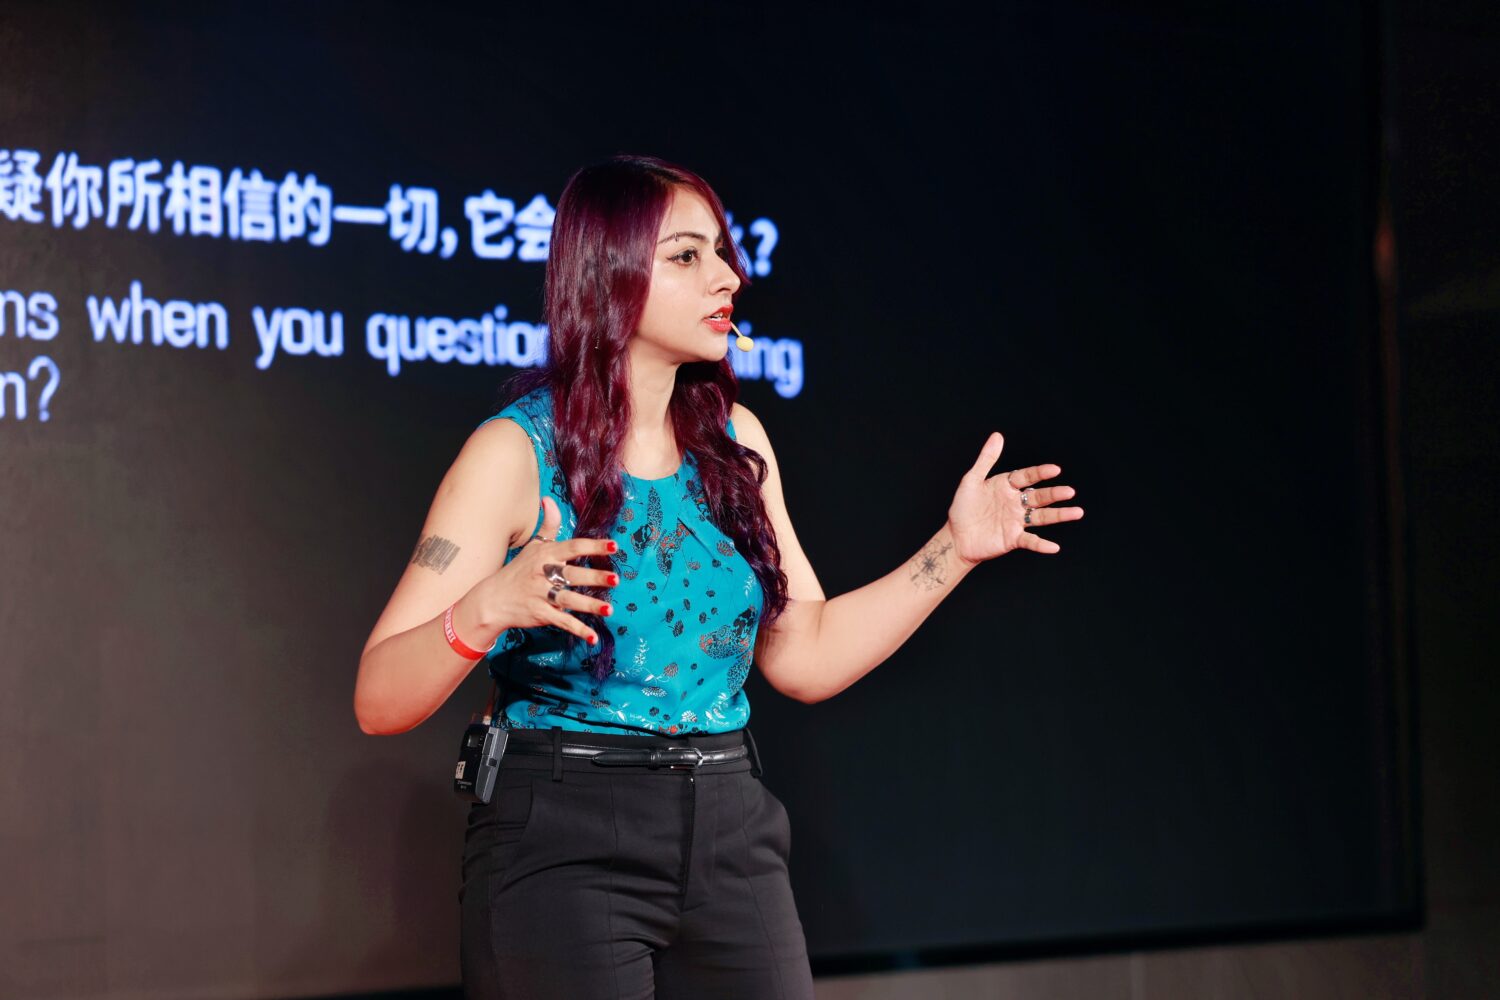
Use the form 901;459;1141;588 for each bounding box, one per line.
711;252;742;295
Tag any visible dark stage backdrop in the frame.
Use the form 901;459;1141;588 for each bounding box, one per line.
0;4;1412;998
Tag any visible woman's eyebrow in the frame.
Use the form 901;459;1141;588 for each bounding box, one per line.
657;230;723;245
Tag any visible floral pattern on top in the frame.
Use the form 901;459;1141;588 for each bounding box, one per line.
478;387;764;735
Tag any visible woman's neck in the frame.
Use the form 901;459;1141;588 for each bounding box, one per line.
622;344;680;476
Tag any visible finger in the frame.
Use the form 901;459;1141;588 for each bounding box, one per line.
967;432;1005;480
1026;505;1085;526
534;562;619;590
1007;463;1063;489
1018;531;1062;555
542;603;599;644
551;586;615;618
533;496;562;542
569;566;622;589
1023;485;1076;509
561;536;620;560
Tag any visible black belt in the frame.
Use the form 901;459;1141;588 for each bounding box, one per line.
508;741;749;770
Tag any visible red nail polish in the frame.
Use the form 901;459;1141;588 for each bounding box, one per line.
601;604;613;617
607;541;618;553
608;574;620;586
588;633;599;645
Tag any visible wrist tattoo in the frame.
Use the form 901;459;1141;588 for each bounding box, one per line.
412;534;461;574
909;539;953;591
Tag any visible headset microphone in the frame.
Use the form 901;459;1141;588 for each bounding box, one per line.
729;321;754;352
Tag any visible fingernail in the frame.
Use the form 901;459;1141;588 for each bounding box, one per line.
600;604;613;617
607;574;620;586
606;541;618;553
588;633;599;645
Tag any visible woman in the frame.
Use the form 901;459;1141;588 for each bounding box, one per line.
354;155;1082;999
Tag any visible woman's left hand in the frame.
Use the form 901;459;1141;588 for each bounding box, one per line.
946;432;1084;564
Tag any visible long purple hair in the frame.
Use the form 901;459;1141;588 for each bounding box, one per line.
502;155;788;680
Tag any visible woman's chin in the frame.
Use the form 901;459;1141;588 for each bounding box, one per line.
629;333;728;367
686;340;730;365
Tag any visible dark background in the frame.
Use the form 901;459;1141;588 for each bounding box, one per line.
4;2;1488;998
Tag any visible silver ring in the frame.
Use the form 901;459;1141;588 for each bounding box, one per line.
1024;508;1034;526
546;584;565;607
1020;489;1034;508
531;532;555;544
542;563;569;587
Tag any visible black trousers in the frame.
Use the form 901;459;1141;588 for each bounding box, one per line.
460;729;814;1000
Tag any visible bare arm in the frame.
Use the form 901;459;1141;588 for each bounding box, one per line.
735;406;1081;704
756;526;980;703
353;418;616;734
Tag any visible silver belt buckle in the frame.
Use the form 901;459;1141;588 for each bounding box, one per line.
666;747;706;771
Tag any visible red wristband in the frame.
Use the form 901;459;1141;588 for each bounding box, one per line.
443;603;496;660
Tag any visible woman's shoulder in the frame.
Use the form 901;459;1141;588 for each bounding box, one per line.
477;385;556;451
460;409;538;483
464;384;550;469
485;384;553;426
727;401;771;453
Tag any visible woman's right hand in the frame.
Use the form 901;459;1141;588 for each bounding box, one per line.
474;496;619;645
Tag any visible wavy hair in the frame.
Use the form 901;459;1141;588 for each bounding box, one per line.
502;155;788;681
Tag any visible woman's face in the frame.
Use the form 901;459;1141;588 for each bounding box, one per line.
634;187;741;364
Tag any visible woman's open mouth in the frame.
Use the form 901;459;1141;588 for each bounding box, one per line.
704;305;734;334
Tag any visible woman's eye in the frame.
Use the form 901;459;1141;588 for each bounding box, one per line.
714;246;731;261
671;248;699;264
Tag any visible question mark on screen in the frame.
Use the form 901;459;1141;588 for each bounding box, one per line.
28;355;60;422
748;219;779;277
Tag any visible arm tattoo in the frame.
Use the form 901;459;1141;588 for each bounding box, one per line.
909;539;953;592
411;534;461;574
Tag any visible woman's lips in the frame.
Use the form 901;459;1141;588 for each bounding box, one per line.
704;305;734;334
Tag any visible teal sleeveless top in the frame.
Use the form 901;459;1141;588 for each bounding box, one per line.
479;387;763;735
